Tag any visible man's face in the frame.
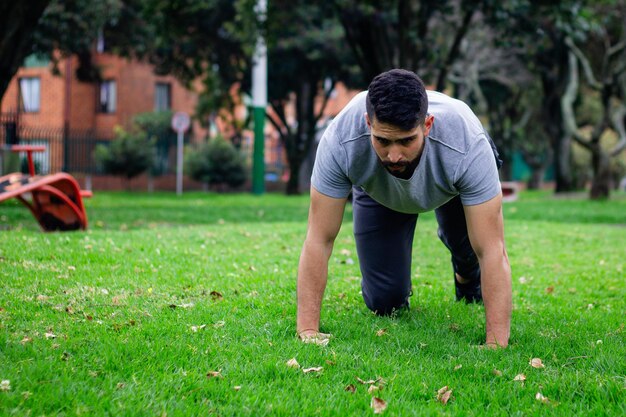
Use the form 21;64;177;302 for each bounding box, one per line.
366;114;434;177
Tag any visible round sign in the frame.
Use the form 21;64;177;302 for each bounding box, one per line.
171;112;191;133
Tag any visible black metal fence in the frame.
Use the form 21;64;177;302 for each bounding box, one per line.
1;114;287;179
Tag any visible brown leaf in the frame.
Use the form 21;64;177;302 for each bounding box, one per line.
371;397;387;414
376;329;388;337
535;392;550;404
20;337;33;345
344;384;356;393
437;386;453;405
65;306;75;315
513;374;526;382
545;286;554;294
530;358;545;369
207;371;223;379
302;367;323;374
210;291;223;301
286;358;300;369
368;385;382;394
356;376;383;385
492;369;503;377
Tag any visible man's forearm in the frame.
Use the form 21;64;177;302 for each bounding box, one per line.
480;252;512;347
297;240;333;334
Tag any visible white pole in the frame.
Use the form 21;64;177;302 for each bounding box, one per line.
176;130;184;196
251;0;267;194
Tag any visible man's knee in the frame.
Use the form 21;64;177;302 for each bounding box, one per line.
363;289;410;316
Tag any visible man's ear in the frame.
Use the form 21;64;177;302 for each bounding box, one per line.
364;112;371;128
423;115;434;136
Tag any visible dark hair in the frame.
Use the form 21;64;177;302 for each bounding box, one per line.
365;69;428;130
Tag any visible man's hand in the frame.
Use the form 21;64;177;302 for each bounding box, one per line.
297;329;332;346
463;193;512;348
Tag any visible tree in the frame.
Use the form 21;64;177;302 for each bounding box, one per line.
331;0;486;90
260;0;362;194
561;1;626;199
0;1;51;101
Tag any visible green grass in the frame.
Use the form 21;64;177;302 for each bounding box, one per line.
1;190;625;416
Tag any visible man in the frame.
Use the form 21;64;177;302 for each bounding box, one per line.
297;69;511;348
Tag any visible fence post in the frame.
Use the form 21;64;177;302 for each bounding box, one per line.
63;122;69;172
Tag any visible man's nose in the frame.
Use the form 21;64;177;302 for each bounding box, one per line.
387;146;402;163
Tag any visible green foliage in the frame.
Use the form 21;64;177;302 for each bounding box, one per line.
185;137;247;189
132;111;177;176
94;126;156;180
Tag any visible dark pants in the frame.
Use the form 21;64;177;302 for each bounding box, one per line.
352;187;479;315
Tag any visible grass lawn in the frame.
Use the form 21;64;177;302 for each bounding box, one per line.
1;190;625;416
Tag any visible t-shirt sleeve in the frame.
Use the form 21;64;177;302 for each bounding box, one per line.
310;124;353;198
454;135;501;206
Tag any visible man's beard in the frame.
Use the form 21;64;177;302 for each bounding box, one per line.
382;158;419;179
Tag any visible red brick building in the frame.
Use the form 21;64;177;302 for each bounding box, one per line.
1;53;201;137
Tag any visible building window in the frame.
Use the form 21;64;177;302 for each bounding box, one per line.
19;77;41;113
154;82;171;111
99;80;117;113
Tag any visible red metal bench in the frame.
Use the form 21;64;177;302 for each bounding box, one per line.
0;145;91;231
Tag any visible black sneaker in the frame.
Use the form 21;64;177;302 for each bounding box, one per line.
455;274;482;303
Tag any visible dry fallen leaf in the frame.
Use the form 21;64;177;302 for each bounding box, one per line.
513;374;526;381
190;325;206;332
356;376;383;385
376;329;388;337
437;386;453;405
20;337;33;345
492;369;503;377
530;358;545;369
210;291;223;301
344;384;356;393
535;392;550;404
0;380;10;391
302;367;323;374
206;371;223;379
286;358;300;369
44;332;57;339
368;385;382;394
371;397;387;414
545;286;554;294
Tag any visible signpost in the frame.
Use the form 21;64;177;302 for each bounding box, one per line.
171;112;191;196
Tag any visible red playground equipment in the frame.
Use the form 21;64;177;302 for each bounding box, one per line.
0;145;92;231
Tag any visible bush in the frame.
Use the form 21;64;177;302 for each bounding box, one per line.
94;126;156;182
185;137;247;189
133;111;177;176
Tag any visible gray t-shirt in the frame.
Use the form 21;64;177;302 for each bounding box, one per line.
311;90;501;213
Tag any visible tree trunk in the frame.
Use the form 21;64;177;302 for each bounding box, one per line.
0;1;51;101
589;148;611;199
526;164;545;190
553;133;573;192
286;155;302;195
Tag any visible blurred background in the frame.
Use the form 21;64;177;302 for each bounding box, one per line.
1;0;625;199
